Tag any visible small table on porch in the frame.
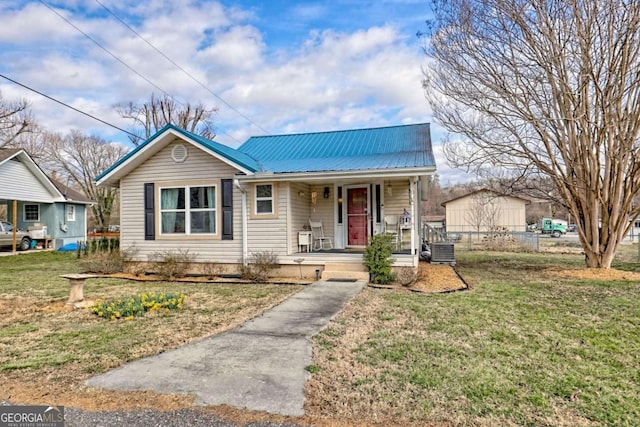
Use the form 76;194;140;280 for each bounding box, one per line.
298;231;313;252
399;224;411;250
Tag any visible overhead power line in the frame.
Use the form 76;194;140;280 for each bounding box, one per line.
38;0;172;99
38;0;243;143
93;0;271;135
0;73;142;140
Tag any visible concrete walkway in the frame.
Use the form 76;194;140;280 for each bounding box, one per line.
86;279;365;416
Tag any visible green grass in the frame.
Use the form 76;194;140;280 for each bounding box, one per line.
314;250;640;426
0;251;82;297
0;251;302;387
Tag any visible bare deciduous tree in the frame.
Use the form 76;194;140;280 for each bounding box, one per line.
465;192;489;234
423;0;640;268
116;93;218;145
422;174;447;216
0;92;36;148
45;131;129;230
465;191;502;236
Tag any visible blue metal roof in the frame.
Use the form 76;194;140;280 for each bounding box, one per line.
96;124;260;182
178;126;260;172
238;123;434;173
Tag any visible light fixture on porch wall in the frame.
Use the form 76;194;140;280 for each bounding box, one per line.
311;189;317;205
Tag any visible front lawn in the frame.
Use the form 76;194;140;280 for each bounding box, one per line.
3;250;639;426
307;251;640;426
0;251;302;410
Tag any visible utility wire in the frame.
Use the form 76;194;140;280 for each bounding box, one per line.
38;0;172;100
38;0;242;143
93;0;271;135
0;73;142;140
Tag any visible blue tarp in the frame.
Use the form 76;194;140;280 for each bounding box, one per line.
58;243;79;252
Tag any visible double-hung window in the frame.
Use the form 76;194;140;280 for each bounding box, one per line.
66;205;76;222
255;184;274;215
24;204;40;222
160;185;216;235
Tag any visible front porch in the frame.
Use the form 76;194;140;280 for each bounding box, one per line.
286;178;424;252
278;247;416;280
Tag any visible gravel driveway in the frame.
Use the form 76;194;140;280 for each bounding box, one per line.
64;406;308;427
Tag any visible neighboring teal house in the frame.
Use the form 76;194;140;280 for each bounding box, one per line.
0;148;93;250
96;123;436;279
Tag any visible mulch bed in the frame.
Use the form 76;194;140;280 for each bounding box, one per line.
369;261;468;294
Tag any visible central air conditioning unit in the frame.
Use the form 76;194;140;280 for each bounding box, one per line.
431;242;455;265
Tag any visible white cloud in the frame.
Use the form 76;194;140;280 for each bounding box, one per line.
0;0;469;184
0;2;78;43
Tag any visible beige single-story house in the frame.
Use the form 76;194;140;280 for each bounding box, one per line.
442;189;529;233
96;123;436;279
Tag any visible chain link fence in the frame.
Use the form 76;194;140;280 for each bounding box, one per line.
423;226;540;252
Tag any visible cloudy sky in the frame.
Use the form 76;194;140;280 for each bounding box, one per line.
0;0;473;184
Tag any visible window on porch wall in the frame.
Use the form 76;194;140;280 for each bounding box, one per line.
255;184;273;214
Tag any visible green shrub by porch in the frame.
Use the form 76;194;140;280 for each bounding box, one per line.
363;233;396;284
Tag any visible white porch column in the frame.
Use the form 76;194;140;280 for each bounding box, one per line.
234;179;248;265
410;177;418;267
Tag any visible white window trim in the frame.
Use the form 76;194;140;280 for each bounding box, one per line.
66;205;76;222
159;184;218;235
254;183;274;215
23;204;40;222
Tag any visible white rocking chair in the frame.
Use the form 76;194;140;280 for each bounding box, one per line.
309;220;333;250
384;215;400;249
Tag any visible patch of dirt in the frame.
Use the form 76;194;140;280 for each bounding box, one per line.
543;267;640;281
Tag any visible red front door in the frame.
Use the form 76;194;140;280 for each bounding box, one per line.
347;187;368;246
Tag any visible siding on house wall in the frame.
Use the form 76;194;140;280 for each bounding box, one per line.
0;160;55;202
10;201;55;233
246;182;289;255
289;182;311;253
120;140;243;262
308;183;335;244
8;202;86;248
381;179;411;220
54;203;86;242
445;193;527;232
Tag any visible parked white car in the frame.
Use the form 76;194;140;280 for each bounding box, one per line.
0;221;31;251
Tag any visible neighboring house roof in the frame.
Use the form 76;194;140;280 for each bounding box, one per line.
441;189;531;207
50;178;93;204
96;124;261;186
238;123;435;173
0;147;21;162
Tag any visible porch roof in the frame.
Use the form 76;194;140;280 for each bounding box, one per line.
238;123;435;173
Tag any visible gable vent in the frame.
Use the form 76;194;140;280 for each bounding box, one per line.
171;144;188;163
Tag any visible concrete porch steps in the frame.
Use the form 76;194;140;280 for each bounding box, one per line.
321;262;370;281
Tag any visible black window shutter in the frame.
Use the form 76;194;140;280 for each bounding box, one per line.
221;179;233;240
144;183;155;240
